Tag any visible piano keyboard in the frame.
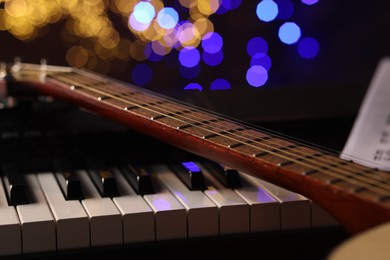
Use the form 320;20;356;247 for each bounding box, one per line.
0;101;346;258
0;155;341;257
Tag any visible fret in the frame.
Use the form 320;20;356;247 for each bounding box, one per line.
151;109;194;120
152;116;190;129
69;85;103;99
125;107;162;120
177;118;221;130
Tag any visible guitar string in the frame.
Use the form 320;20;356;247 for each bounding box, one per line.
40;70;390;196
47;71;390;195
63;72;390;189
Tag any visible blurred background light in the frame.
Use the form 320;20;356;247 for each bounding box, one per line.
278;22;301;44
256;0;279;22
298;37;320;59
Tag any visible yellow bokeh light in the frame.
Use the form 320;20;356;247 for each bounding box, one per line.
66;45;89;67
197;0;220;16
5;0;28;18
1;0;223;73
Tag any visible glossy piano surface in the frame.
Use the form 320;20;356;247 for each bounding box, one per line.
0;99;349;259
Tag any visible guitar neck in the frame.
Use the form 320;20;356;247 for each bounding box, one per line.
4;62;390;235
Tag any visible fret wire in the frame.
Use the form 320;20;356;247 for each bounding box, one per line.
49;72;390;196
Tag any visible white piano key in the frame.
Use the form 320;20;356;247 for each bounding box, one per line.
0;177;21;256
111;167;155;244
199;164;250;235
240;173;311;230
234;176;280;233
36;172;90;251
76;169;122;247
16;174;56;254
143;177;187;241
151;164;219;238
311;202;340;228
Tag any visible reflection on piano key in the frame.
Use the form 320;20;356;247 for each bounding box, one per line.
199;162;250;235
151;164;219;238
111;167;155;244
16;174;56;254
234;176;281;232
240;172;311;230
76;169;122;247
143;174;187;241
0;177;21;256
37;172;90;251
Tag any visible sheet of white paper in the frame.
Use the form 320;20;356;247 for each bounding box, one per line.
340;57;390;171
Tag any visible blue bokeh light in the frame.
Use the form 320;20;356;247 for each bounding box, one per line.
301;0;319;5
131;63;153;86
157;7;179;29
250;53;272;70
217;0;242;14
246;65;268;87
202;49;224;66
298;37;320;59
275;0;294;20
202;32;223;54
178;47;201;68
210;78;231;90
184;83;203;91
247;36;268;57
256;0;279;22
278;22;301;44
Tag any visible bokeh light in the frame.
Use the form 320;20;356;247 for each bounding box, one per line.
184;82;203;91
210;78;231;90
298;37;320;59
278;22;301;44
246;65;268;87
275;0;294;20
247;37;268;57
301;0;319;5
256;0;279;22
1;0;320;92
179;47;201;68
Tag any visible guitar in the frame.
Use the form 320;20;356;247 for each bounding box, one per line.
1;60;390;236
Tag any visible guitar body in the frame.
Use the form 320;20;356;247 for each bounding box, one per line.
329;221;390;260
1;61;390;236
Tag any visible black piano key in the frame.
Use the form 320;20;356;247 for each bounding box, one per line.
86;157;119;197
1;162;29;205
169;161;206;191
201;160;242;189
120;162;154;195
53;158;84;200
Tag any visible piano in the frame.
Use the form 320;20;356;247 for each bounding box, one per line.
0;91;348;259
